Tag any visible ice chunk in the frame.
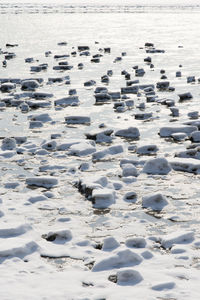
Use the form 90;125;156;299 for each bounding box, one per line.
26;177;58;188
41;140;57;151
28;195;48;203
29;121;43;128
160;125;197;137
143;157;171;175
170;157;200;174
92;249;142;271
28;113;52;123
171;132;187;141
141;250;153;259
115;127;140;139
178;92;193;101
1;138;16;151
136;144;158;155
4;182;19;189
123;192;137;202
65;116;91;125
68;141;96;156
142;193;168;210
42;229;72;242
21;80;39;91
92;188;115;208
122;164;138;177
0;150;16;158
54;96;80;107
125;237;146;248
92;144;124;161
190;131;200;142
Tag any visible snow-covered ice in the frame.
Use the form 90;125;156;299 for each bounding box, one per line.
1;3;200;299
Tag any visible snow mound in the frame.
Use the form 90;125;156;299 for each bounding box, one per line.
117;269;143;285
0;224;32;238
152;281;175;291
0;239;38;257
161;231;194;249
92;249;142;271
102;237;120;251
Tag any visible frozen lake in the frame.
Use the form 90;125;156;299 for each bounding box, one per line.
0;4;200;300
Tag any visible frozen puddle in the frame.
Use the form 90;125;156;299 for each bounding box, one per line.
1;7;200;300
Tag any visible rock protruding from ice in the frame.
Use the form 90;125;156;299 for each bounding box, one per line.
115;127;140;139
26;177;58;188
143;158;171;175
161;231;194;249
102;237;120;251
92;249;142;271
117;269;143;285
142;193;168;210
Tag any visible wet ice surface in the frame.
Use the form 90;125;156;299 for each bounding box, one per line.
1;6;200;300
